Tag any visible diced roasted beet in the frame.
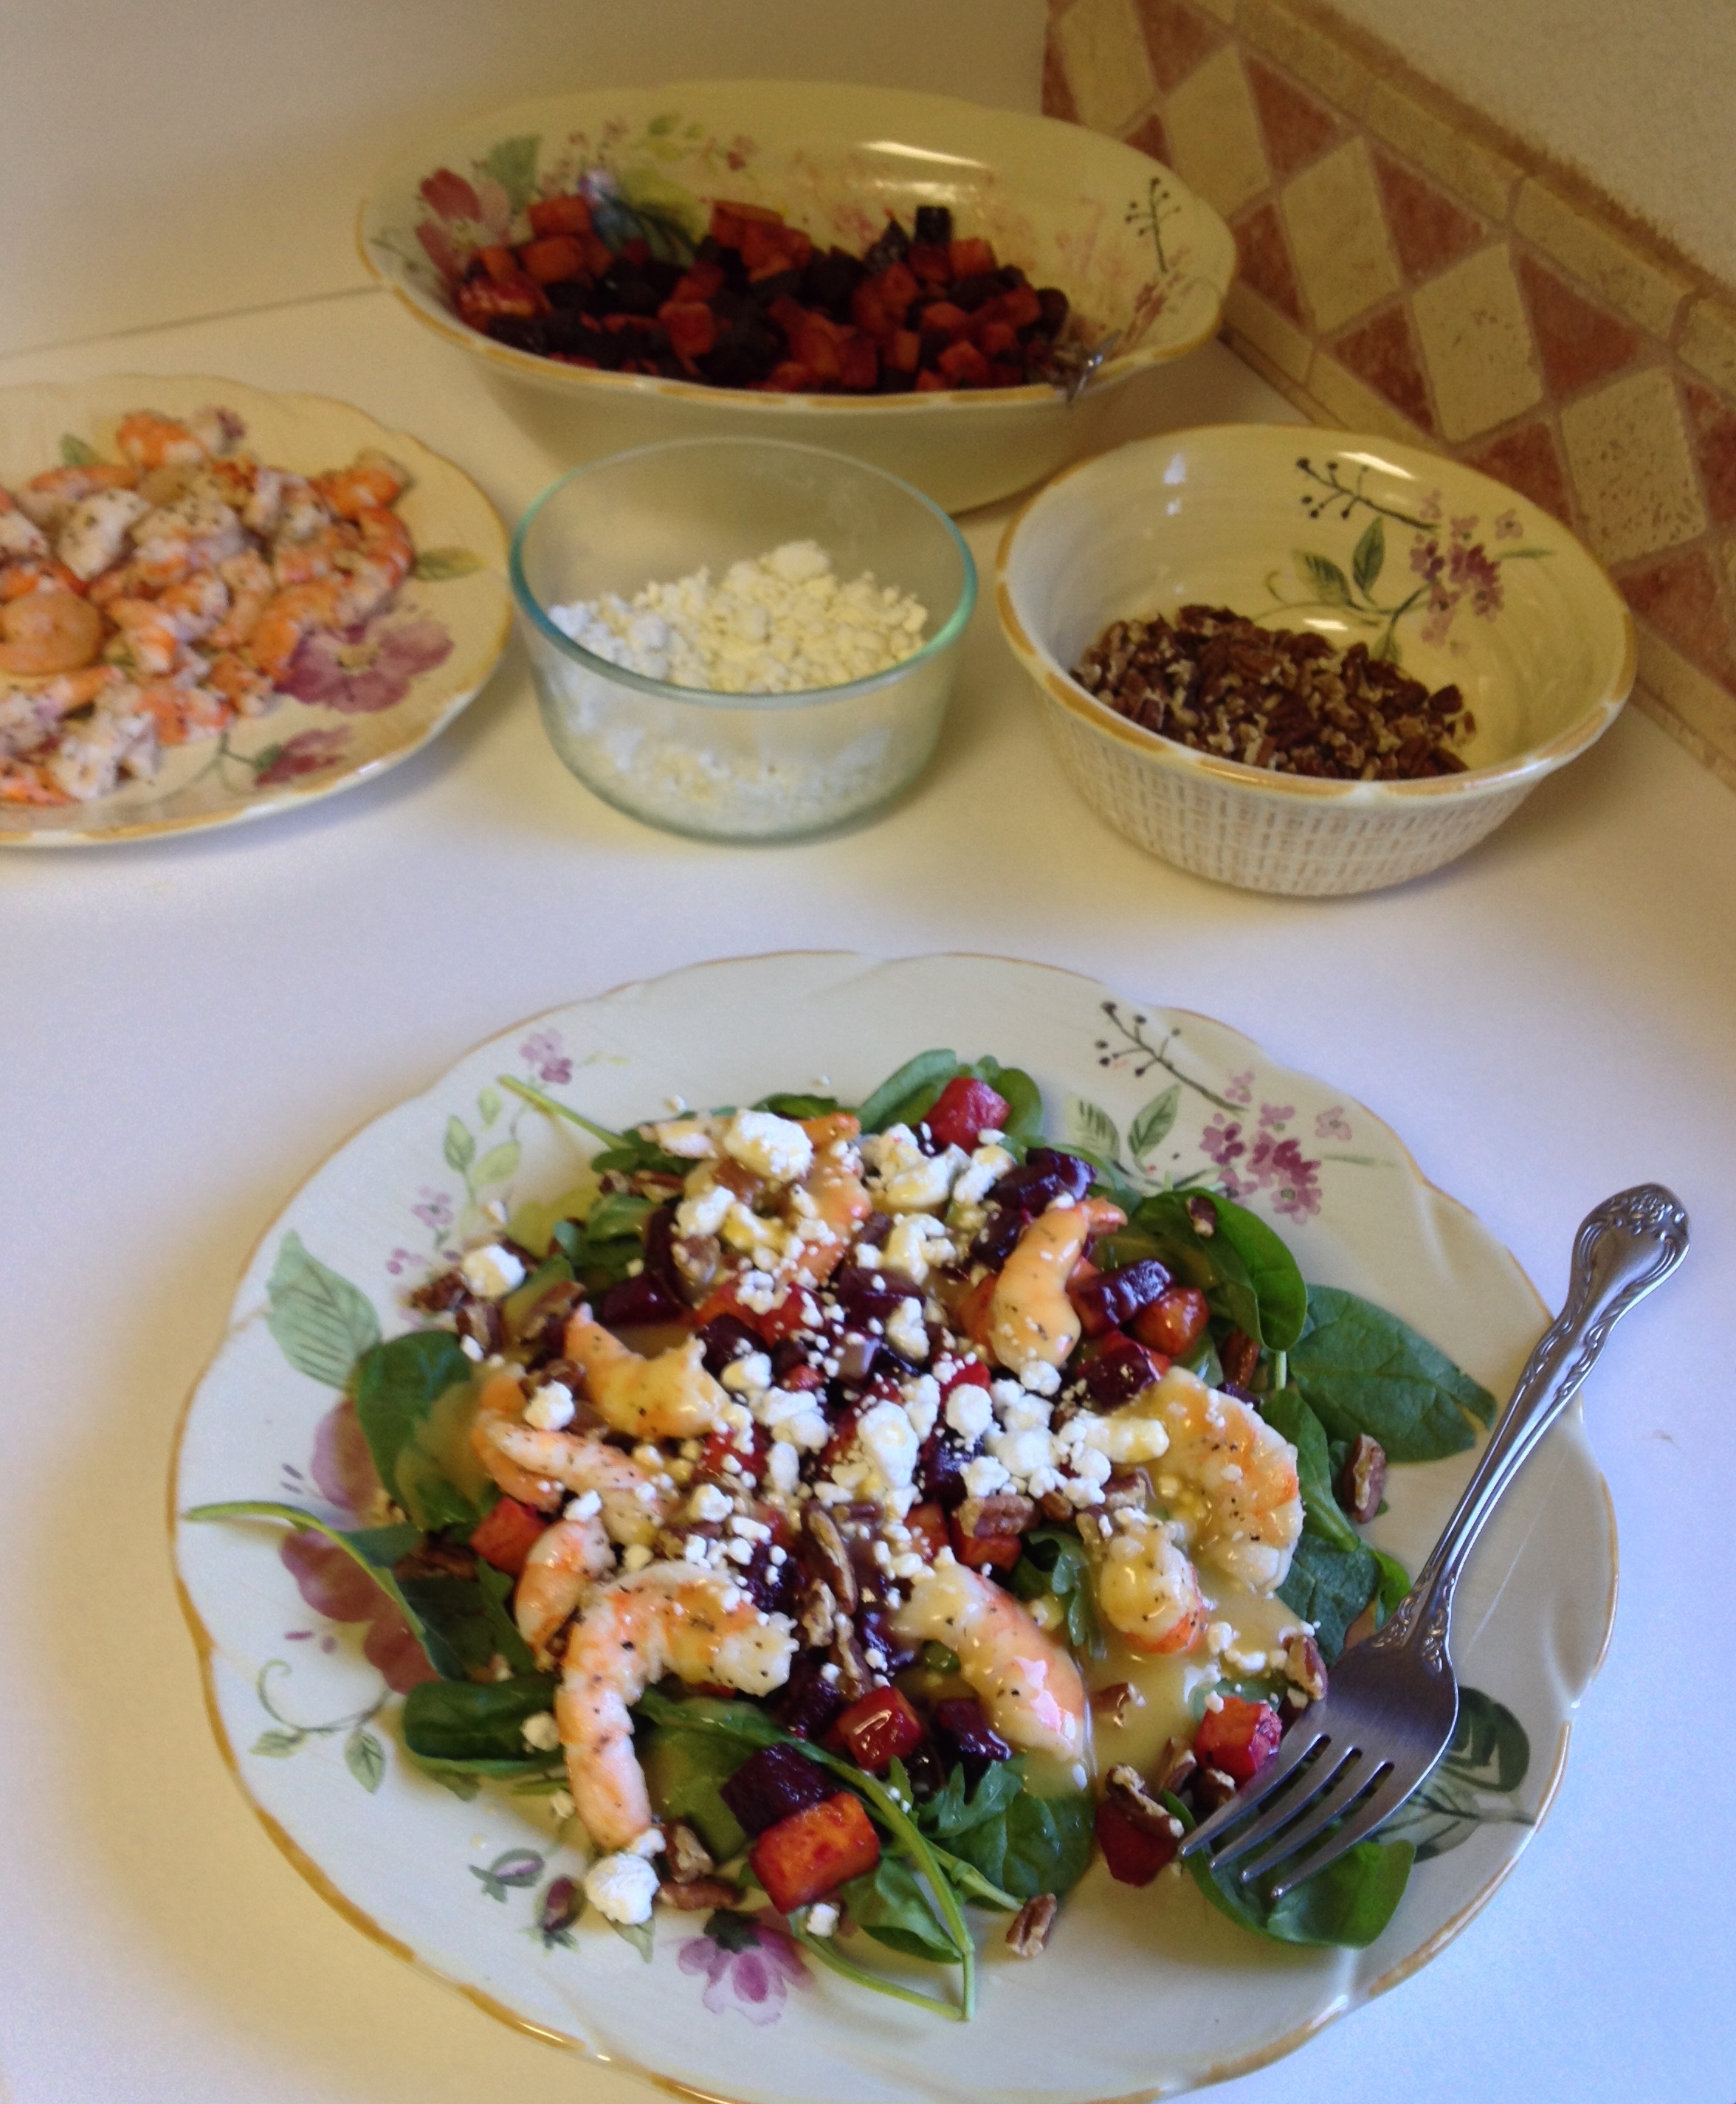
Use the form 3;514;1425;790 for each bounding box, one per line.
916;1429;971;1508
863;216;912;272
597;261;659;314
913;203;954;246
1095;1798;1179;1885
1194;1696;1283;1783
855;1603;919;1676
769;1334;813;1381
948;271;1004;311
1131;1286;1211;1357
838;1686;924;1773
831;1263;923;1326
719;1742;832;1838
904;1500;950;1560
996;1148;1094;1214
594;1269;686;1329
751;1790;881;1911
1071;1258;1172;1338
925;1075;1011;1151
903;1739;946;1799
640;1204;689;1302
932;1695;1011;1773
698;1311;764;1375
771;1652;846;1742
484;313;551;355
802;247;868;318
1081;1331;1168;1407
1037;286;1070;334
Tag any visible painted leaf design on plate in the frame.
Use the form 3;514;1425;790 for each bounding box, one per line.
252;1728;303;1758
481;134;540;214
444;1116;476;1174
477;1085;502;1128
1295;551;1353;606
1386;1687;1532;1860
265;1230;382;1387
413;547;486;582
345;1725;387;1793
59;432;100;466
1064;1095;1120;1165
610;1916;655;1962
1128;1085;1179;1159
473;1139;521;1187
1352;516;1385;596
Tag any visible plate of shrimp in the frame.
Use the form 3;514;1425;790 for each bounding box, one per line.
0;374;509;844
171;952;1616;2103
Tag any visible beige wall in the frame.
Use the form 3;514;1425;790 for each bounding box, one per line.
1;0;1044;357
1326;0;1736;282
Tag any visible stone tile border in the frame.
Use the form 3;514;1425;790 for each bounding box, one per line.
1046;0;1736;792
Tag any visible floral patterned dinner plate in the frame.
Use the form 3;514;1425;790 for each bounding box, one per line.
170;953;1616;2102
0;374;509;846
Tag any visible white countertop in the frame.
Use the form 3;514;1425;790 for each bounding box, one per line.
2;284;1732;2104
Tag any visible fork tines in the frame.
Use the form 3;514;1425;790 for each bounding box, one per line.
1177;1721;1403;1900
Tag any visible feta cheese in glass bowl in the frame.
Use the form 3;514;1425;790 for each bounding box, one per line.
512;438;975;841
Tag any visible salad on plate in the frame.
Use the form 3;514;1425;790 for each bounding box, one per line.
193;1046;1498;2021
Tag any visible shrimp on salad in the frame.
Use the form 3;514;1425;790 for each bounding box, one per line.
0;404;423;807
210;1056;1463;1984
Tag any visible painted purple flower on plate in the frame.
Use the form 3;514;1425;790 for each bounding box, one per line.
678;1911;808;2025
252;727;351;787
281;615;453;716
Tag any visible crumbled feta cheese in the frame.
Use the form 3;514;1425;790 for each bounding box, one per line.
946;1383;993;1442
734;1269;782;1316
879;1144;969;1214
652;1117;717;1158
549;1790;576;1821
806;1901;840;1937
458;1334;485;1363
460;1244;526;1298
565;1489;602;1521
858;1399;919;1489
520;1711;562;1752
755;1387;830;1449
675;1181;734;1238
990;1379;1026;1414
584;1851;660;1924
884;1297;929;1361
683;1534;711;1565
962;1454;1012;1497
998;1394;1052;1435
901;1373;941;1441
765;1443;801;1495
1019;1360;1061;1397
883;1213;956;1286
721;1351;774;1394
525;1379;576;1431
687;1482;732;1523
952;1142;1015;1207
1084;1408;1170;1465
989;1427;1053;1480
721;1108;813;1184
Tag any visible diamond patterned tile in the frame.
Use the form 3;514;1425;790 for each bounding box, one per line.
1233;202;1304;324
1332;304;1435;432
1125;110;1171;164
1373;151;1484;285
1561;367;1707;566
1621;548;1736;686
1462;421;1574;526
1410;243;1542;444
1281;137;1399;332
1245;54;1337;178
1053;0;1154;136
1164;45;1270;218
1516;252;1642;399
1681;378;1736;528
1134;0;1224;94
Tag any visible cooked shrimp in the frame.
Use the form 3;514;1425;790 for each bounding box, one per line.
0;590;103;674
272;475;333;545
130;489;245;575
313;449;410;520
892;1551;1088;1761
18;462;137;532
354;504;413;590
204;649;275;714
206;552;274;648
57;486;152;582
0;759;67;805
1;558;84;602
1149;1367;1303;1592
562;1311;733;1440
154;571;230;644
103;599;183;677
557;1564;796;1848
515;1506;613;1666
475;1420;675;1543
1095;1511;1207;1655
271;521;359;589
89;552;191;606
0;492;48;562
248;578;348;677
115;412;209;469
136;680;232;748
788;1119;872;1284
987;1195;1126;1372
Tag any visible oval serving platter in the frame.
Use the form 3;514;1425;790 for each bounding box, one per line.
171;952;1616;2103
0;373;509;846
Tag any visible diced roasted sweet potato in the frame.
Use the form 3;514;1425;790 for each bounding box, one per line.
469;1496;546;1576
520;235;587;284
948;235;996;277
751;1791;881;1912
527;193;593;238
1194;1697;1282;1783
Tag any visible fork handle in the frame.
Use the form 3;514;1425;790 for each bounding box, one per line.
1396;1184;1689;1658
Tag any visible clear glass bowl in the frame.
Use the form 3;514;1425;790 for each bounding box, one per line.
511;438;976;841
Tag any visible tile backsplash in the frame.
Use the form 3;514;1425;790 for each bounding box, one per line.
1045;0;1736;791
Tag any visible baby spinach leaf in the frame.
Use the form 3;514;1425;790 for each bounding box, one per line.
1289;1287;1495;1461
1170;1790;1413;1948
399;1564;534;1680
1209;1197;1307;1352
923;1758;1092;1902
641;1724;751;1860
838;1856;961;1964
756;1091;840;1119
634;1686;785;1748
1261;1390;1362;1555
401;1673;557;1761
919;1759;1024;1841
1277;1533;1377;1662
1119;1192;1305;1351
1010;1528;1103;1657
353;1330;480;1533
855;1049;960;1133
1372;1547;1412;1618
265;1231;382;1387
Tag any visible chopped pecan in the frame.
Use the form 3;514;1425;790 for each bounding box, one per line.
455;1297;503;1355
1039;1489;1076;1524
1338;1433;1388;1524
673;1232;720;1294
664;1822;715;1883
1219;1328;1261;1389
1194;1764;1239;1812
1284;1631;1328;1703
804;1508;858;1612
657;1877;740;1911
1104;1765;1183;1843
797;1576;838;1649
830;1615;874;1702
1090;1680;1146;1726
1005;1893;1058;1957
1153;1737;1197;1797
409;1268;468;1312
1182;1195;1218;1239
955;1491;1037;1540
1101;1469;1151;1515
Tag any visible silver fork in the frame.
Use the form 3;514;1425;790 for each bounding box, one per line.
1177;1183;1690;1900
